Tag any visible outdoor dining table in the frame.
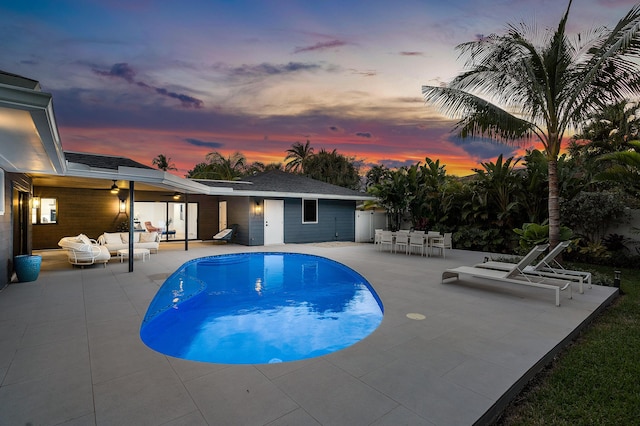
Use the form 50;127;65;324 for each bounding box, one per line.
384;231;443;256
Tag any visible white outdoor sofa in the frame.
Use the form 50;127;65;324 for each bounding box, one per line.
97;231;160;255
58;234;111;267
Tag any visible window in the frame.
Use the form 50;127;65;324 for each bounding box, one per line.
32;197;57;224
302;199;318;223
134;201;199;240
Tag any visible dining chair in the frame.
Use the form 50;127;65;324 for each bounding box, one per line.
394;231;409;254
409;232;426;256
380;231;394;252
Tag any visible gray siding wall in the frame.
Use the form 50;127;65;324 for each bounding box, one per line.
225;197;250;245
224;196;264;246
284;199;355;243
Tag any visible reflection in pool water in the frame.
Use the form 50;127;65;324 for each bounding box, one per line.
140;253;384;364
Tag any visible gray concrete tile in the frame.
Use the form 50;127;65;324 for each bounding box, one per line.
3;337;89;385
89;333;169;384
93;366;197;425
0;367;93;425
361;359;492;426
0;243;618;425
265;407;322;425
185;365;299;426
369;406;435;426
272;359;399;426
167;356;230;382
19;315;87;349
443;357;520;401
84;298;138;323
161;410;208;425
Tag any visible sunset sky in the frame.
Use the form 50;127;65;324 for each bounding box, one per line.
1;0;636;176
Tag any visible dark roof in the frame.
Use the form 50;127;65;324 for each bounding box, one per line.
196;170;368;198
64;151;154;170
0;70;40;90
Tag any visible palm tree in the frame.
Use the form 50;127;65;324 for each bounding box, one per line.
187;151;246;180
151;154;177;171
206;151;246;180
422;1;640;247
284;140;314;173
595;140;640;195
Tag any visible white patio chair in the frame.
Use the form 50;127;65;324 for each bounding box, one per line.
409;232;426;256
431;232;452;258
374;229;383;249
394;232;409;254
380;231;394;252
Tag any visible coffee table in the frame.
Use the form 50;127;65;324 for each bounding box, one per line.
117;248;150;262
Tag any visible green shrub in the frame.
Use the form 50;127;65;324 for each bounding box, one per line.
513;222;573;253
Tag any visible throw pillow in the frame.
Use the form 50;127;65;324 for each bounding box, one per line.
104;233;122;245
140;232;157;243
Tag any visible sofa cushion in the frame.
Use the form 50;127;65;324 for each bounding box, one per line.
139;232;157;243
103;232;122;245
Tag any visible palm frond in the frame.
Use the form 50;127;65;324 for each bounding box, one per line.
422;85;535;142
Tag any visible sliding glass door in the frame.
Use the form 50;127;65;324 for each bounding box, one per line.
135;201;198;240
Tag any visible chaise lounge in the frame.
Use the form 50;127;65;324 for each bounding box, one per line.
442;244;573;306
474;241;590;293
212;224;238;244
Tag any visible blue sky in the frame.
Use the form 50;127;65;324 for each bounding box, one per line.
1;0;637;175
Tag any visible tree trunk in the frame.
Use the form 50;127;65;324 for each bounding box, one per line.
548;157;560;249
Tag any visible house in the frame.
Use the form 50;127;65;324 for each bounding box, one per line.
196;170;373;245
0;70;375;282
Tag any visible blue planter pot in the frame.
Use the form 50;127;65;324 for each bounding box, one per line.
14;254;42;282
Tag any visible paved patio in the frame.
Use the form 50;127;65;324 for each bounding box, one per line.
0;242;617;425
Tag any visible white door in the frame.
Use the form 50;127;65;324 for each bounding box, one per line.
355;211;373;242
264;199;284;245
219;201;227;230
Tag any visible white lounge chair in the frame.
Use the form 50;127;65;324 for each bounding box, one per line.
58;234;111;267
442;244;572;306
475;241;590;293
212;224;237;244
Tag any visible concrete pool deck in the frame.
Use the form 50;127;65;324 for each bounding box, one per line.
0;242;617;425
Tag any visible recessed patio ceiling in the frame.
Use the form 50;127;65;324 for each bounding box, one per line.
0;74;65;174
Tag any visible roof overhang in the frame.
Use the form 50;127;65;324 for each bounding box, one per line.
224;189;376;201
58;163;233;194
0;78;66;174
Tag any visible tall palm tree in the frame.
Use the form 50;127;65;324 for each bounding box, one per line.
151;154;177;171
284;140;314;173
422;1;640;247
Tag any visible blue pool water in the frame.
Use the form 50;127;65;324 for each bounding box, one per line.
140;252;384;364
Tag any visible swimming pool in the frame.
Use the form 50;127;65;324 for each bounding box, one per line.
140;252;384;364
